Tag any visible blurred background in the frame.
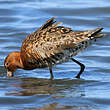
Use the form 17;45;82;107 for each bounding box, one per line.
0;0;110;110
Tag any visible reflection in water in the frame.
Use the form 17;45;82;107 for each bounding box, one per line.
5;78;95;110
6;78;86;97
6;78;56;96
24;102;92;110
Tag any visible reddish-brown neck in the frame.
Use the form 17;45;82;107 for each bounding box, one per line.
15;52;24;69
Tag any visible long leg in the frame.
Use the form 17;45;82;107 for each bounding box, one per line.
49;66;54;80
71;58;85;78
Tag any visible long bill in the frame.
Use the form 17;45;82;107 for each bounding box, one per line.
7;70;13;77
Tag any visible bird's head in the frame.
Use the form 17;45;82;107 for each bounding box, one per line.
4;52;23;77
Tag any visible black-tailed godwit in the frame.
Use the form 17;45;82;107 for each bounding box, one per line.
4;17;104;79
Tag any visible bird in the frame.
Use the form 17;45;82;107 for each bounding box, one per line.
4;17;104;79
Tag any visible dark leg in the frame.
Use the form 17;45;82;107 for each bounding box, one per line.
49;66;54;80
71;58;85;78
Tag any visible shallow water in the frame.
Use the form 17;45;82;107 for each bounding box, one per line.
0;0;110;110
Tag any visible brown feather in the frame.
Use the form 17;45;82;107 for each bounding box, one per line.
20;17;104;68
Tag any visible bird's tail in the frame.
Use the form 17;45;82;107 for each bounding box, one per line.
74;27;105;54
86;27;104;39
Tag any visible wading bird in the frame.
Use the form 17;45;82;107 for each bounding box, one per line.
4;17;104;79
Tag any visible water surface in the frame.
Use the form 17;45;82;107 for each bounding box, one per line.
0;0;110;110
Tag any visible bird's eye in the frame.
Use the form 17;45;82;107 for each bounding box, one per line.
6;62;9;66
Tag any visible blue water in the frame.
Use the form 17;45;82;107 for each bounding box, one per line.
0;0;110;110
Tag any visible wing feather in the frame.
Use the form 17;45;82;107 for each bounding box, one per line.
21;17;104;68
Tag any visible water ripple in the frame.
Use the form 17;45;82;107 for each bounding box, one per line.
0;0;110;110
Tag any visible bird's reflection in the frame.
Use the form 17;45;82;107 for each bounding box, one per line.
25;102;85;110
6;77;86;97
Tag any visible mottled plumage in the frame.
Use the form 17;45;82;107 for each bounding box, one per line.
21;17;103;69
4;17;104;79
